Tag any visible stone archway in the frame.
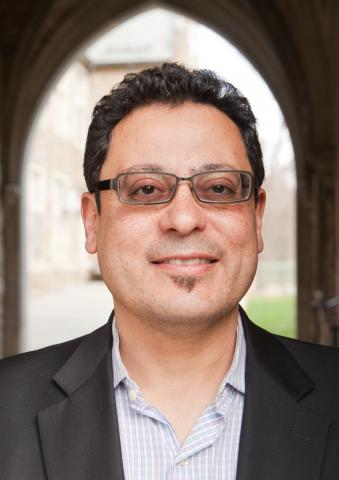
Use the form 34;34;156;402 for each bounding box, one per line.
2;0;337;355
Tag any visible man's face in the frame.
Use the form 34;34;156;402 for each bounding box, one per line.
82;102;265;331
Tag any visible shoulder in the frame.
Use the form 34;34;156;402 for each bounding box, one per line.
0;337;86;434
0;320;113;448
241;307;339;380
0;335;85;399
275;334;339;416
0;316;113;400
243;315;339;416
277;334;339;382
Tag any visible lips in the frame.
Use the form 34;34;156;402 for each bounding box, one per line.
151;254;218;274
153;257;216;265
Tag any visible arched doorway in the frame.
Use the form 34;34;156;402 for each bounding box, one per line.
3;1;312;356
21;7;296;352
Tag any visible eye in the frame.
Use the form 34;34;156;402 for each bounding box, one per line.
204;179;237;195
124;177;169;203
130;181;164;196
135;184;156;195
195;174;240;202
211;184;234;194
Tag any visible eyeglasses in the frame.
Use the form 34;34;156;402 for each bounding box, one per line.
95;170;255;205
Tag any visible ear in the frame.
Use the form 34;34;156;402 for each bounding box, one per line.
255;188;266;253
81;192;98;254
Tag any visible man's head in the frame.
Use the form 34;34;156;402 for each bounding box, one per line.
81;63;266;333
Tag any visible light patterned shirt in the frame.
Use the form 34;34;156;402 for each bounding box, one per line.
112;316;246;479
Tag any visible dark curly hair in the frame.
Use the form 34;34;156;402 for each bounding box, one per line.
84;63;264;203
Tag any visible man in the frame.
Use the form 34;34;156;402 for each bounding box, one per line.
1;63;339;480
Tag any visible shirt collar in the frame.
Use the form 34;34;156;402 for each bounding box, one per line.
112;312;246;394
217;314;246;396
112;318;128;389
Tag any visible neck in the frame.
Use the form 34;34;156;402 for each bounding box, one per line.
113;305;239;390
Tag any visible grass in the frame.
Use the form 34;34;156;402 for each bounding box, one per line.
245;295;296;338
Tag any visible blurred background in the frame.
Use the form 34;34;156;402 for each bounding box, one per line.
1;1;339;357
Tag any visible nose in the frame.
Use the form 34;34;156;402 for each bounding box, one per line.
158;182;207;236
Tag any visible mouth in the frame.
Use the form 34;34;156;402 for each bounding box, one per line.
151;255;218;274
153;257;216;265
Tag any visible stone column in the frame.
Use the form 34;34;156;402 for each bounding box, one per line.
3;180;22;356
298;154;337;344
1;65;24;357
0;52;3;357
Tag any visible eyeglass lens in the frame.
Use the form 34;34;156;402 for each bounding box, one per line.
118;171;252;204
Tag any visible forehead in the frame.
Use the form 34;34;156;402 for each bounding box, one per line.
101;102;251;177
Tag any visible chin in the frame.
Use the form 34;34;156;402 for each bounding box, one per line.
144;298;237;330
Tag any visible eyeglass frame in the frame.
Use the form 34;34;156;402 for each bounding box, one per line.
94;169;257;208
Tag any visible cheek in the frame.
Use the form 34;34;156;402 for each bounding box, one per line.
215;210;258;251
96;210;147;266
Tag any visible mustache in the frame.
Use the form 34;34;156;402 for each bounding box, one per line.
146;239;223;260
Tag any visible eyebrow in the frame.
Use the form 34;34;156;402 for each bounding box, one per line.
191;163;236;174
119;162;236;175
120;164;166;174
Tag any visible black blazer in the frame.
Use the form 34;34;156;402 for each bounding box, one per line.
1;308;339;479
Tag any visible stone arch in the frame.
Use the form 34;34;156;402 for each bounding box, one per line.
3;0;321;355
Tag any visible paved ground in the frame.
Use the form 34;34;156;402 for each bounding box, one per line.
21;281;113;353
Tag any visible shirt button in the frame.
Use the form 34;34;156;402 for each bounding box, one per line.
180;460;189;466
128;389;137;401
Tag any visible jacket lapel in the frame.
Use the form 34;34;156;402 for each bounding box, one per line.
38;314;125;480
237;308;330;480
